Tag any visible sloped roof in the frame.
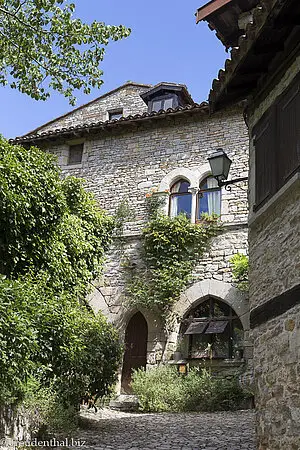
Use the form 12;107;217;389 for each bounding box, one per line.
196;0;260;48
208;0;300;110
23;81;152;137
13;102;209;145
141;82;195;105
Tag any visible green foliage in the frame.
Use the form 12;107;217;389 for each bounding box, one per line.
22;378;79;435
0;253;121;409
131;366;183;413
0;138;114;292
230;253;249;292
131;365;250;413
0;137;121;407
127;213;221;317
114;197;135;236
0;1;130;105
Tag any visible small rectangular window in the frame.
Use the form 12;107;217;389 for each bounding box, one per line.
68;143;83;165
163;98;174;110
109;109;123;120
152;100;162;112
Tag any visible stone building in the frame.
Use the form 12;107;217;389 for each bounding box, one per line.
198;0;300;448
15;81;251;394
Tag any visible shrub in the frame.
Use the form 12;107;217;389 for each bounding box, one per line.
0;138;121;408
130;366;183;412
22;378;79;436
131;365;250;413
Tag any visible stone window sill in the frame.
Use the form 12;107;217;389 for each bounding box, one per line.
249;171;300;227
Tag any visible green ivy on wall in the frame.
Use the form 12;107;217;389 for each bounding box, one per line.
230;253;249;292
125;196;221;319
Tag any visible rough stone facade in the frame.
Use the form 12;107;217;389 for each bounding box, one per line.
29;82;151;136
23;82;251;392
248;58;300;449
253;303;300;450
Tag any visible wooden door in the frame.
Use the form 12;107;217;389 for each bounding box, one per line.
121;312;148;393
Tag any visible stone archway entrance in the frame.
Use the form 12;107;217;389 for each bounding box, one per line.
121;312;148;393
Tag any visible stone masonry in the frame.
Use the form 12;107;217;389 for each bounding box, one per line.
20;82;251;391
247;57;300;449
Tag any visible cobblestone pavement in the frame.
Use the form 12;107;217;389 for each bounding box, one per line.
74;408;256;450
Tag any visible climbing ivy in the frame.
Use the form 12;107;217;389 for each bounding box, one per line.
230;253;249;292
126;208;221;319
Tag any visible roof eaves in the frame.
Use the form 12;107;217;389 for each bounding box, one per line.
196;0;233;23
23;81;152;137
12;102;209;145
208;0;279;110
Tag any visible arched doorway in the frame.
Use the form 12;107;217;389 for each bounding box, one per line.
121;312;148;393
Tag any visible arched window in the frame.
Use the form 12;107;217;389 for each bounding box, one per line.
180;297;243;359
169;179;192;218
197;176;221;219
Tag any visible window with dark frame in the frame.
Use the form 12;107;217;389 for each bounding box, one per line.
68;143;83;165
149;95;177;113
169;179;192;218
108;109;123;120
253;73;300;211
197;176;221;219
180;297;243;360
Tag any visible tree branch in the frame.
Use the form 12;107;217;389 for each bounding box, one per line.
0;6;48;34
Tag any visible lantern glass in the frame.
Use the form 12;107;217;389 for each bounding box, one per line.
208;149;232;182
178;364;187;375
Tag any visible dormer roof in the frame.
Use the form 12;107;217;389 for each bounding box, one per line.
140;82;194;106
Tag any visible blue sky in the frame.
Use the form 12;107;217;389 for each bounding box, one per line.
1;0;228;139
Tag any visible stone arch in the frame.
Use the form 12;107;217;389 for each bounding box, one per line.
118;305;167;364
158;167;199;191
121;311;148;392
173;279;250;332
198;163;213;185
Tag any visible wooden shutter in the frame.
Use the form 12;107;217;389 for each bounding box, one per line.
277;76;300;187
253;106;276;208
68;143;83;165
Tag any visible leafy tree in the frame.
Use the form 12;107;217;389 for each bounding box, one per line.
0;137;121;405
0;0;128;413
0;0;131;104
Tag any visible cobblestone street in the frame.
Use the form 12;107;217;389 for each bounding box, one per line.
76;408;256;450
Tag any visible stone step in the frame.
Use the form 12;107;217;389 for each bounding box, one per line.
109;394;139;412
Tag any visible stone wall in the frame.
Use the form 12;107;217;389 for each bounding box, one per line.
0;406;32;444
253;303;300;450
36;86;251;388
249;179;300;310
29;82;150;135
248;57;300;448
44;107;249;228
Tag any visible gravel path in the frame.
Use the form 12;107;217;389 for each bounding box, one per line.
72;408;256;450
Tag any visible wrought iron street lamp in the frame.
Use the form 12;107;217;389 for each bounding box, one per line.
208;148;248;191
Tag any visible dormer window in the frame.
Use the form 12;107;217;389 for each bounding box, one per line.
109;109;123;120
141;83;194;114
150;96;177;113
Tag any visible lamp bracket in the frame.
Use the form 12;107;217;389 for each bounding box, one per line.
217;176;248;190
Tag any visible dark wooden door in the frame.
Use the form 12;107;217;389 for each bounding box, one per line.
121;312;148;393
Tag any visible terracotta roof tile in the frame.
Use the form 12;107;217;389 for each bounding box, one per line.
12;102;209;145
208;0;280;109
